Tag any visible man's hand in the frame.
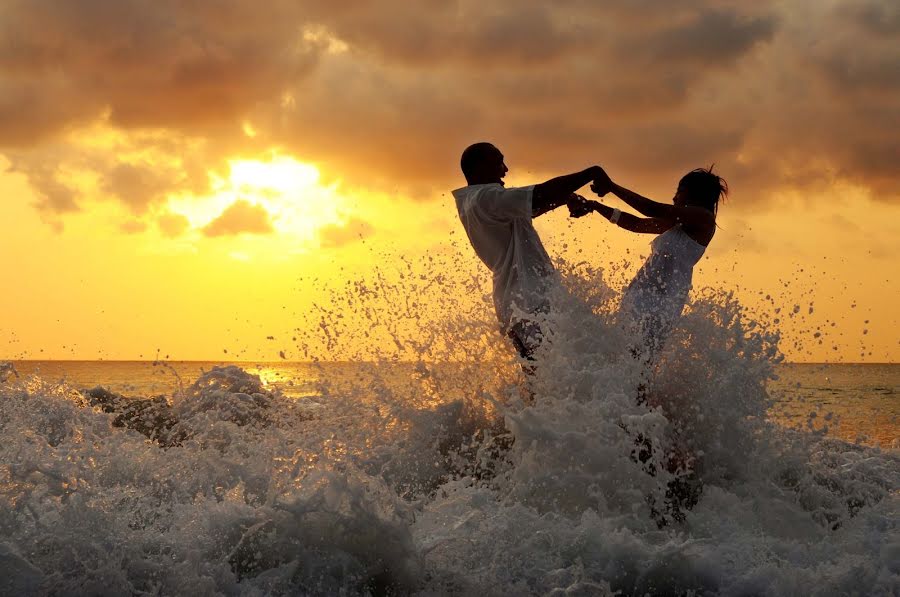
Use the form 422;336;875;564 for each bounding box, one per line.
590;167;612;197
533;166;610;218
567;194;595;218
592;179;611;196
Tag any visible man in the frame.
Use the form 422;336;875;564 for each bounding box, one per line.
451;142;609;364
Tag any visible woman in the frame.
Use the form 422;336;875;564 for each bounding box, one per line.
572;167;728;361
571;169;728;525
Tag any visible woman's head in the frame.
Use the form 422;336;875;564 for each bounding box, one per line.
675;167;728;213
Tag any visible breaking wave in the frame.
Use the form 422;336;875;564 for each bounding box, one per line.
1;261;897;595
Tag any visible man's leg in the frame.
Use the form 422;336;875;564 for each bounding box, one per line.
507;319;543;375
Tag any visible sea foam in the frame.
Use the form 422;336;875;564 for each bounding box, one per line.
1;261;897;595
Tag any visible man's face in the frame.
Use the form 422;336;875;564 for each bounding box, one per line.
485;145;509;184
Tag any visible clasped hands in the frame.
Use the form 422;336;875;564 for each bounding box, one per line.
567;166;612;218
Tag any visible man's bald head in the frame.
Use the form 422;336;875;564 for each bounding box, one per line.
460;142;508;185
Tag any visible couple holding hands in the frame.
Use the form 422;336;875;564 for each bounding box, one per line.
451;142;728;370
452;142;728;523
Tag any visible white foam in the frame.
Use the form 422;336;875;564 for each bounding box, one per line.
0;264;897;595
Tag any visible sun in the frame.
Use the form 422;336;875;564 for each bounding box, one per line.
228;155;321;193
167;153;345;245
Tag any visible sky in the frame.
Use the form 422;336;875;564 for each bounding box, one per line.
0;0;897;362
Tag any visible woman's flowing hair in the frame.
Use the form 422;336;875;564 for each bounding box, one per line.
679;166;728;214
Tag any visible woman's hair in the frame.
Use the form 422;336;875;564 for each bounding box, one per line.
679;166;728;214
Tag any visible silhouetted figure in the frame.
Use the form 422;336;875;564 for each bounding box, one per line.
574;167;728;526
577;167;728;364
452;142;608;368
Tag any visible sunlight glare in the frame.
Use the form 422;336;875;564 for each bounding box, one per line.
229;156;320;193
166;153;346;249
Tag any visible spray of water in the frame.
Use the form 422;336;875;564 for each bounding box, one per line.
1;257;897;595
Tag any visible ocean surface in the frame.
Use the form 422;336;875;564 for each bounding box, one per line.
8;360;900;448
2;283;898;595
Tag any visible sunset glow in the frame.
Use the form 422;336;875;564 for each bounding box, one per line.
0;1;896;362
1;4;896;593
165;154;344;248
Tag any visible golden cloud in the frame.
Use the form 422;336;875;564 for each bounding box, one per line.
318;216;374;248
0;0;897;223
157;212;190;238
202;200;274;237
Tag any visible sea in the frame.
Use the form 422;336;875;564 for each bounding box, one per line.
1;282;898;595
6;360;899;449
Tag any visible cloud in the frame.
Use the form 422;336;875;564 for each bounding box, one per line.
318;217;374;248
634;9;777;66
0;0;321;141
3;129;225;217
310;3;582;68
202;200;274;237
9;160;79;213
157;212;190;238
102;162;170;213
840;0;900;37
1;0;898;219
118;219;147;234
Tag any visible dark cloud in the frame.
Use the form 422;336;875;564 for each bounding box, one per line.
0;0;321;141
737;1;900;198
202;200;273;237
636;9;777;66
0;80;93;146
318;217;374;248
817;44;900;99
314;3;582;68
842;1;900;36
268;3;786;195
0;0;897;218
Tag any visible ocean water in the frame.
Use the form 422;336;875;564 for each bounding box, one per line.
1;273;898;595
768;363;898;448
8;361;899;448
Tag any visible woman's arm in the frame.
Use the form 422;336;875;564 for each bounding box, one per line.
575;200;673;234
592;181;714;232
602;182;674;219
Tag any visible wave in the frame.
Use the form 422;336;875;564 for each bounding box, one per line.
1;262;897;595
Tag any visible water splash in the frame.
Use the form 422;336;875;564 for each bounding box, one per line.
1;261;897;595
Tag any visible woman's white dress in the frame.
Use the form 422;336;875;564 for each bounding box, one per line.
619;225;707;357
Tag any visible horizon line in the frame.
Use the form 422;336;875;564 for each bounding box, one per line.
5;358;897;366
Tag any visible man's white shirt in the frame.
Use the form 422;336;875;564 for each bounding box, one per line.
452;183;556;329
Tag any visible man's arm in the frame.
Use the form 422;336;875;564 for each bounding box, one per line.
532;166;609;218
